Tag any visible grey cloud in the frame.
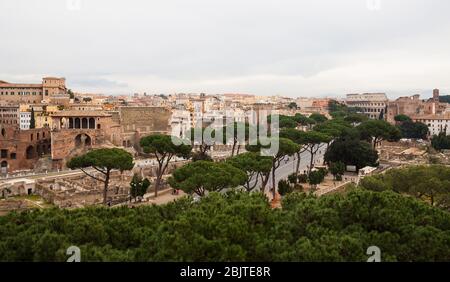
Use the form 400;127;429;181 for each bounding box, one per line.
1;0;450;96
69;77;128;89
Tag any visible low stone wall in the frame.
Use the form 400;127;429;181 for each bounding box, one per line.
0;179;35;197
133;160;189;178
0;199;32;215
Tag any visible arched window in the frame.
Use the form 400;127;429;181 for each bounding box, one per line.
82;118;88;129
89;118;95;129
69;118;74;129
75;118;81;129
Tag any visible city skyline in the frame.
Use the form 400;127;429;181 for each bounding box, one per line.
2;0;450;266
0;75;445;100
1;0;450;97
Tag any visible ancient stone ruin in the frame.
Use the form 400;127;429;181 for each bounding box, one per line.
35;170;133;208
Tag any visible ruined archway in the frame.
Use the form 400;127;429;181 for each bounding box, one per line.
42;144;47;155
75;134;92;147
1;161;7;174
41;144;47;155
26;146;35;159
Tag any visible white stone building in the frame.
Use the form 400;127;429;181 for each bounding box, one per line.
19;111;31;130
412;114;450;136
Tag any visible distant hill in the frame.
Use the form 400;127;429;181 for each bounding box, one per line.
439;95;450;103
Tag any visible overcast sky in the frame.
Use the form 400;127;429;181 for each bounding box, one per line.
1;0;450;98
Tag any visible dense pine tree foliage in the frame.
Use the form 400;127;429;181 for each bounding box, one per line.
1;190;450;262
359;165;450;211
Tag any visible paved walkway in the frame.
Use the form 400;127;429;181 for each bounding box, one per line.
147;190;187;205
314;180;351;196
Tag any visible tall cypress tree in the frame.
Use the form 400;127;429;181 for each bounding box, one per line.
30;108;35;129
379;109;385;120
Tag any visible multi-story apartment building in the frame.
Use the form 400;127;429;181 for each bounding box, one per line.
411;113;450;136
0;77;68;104
19;111;31;130
345;93;388;119
35;105;60;129
222;93;257;106
18;104;61;129
0;105;20;127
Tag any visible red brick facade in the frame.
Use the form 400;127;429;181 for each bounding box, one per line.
0;126;51;174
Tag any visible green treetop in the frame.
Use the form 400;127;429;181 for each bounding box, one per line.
67;148;134;205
